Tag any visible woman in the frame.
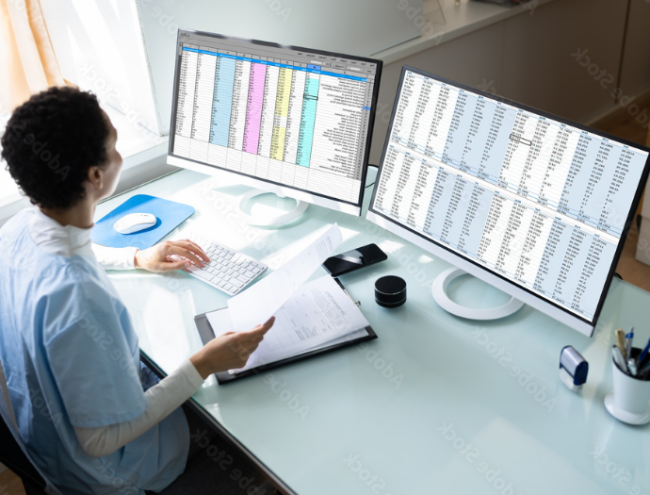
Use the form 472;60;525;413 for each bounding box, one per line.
0;87;274;494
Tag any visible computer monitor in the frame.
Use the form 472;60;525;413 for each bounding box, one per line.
367;66;650;337
167;29;381;223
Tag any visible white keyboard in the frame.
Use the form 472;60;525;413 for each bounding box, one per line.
181;231;267;296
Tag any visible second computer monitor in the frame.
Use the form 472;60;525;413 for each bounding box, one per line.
367;66;650;336
167;29;381;216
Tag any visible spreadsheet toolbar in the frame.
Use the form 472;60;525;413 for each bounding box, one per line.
171;34;377;205
372;70;649;321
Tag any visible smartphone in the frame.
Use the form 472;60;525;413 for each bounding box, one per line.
323;243;387;276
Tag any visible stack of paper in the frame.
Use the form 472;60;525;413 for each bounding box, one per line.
205;224;370;373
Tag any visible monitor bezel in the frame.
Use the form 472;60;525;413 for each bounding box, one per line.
367;65;650;336
167;28;383;217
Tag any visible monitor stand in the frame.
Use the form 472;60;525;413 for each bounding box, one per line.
238;189;309;228
431;267;524;320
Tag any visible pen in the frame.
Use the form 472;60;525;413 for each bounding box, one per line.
342;287;361;307
627;358;638;377
639;360;650;380
638;337;650;367
639;363;650;380
625;327;634;361
612;346;627;372
615;328;627;357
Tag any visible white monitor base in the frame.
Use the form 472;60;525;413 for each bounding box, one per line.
238;189;308;228
432;267;524;320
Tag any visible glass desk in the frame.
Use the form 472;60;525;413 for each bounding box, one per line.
98;169;650;495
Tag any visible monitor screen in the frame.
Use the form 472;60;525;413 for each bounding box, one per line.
369;67;650;327
169;30;380;210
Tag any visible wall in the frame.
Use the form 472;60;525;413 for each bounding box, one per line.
368;0;649;164
136;0;423;136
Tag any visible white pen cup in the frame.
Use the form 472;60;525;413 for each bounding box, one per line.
612;348;650;415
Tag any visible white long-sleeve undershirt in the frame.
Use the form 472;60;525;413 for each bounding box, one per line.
74;360;204;457
92;243;138;270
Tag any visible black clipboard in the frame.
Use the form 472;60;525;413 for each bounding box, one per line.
194;278;377;384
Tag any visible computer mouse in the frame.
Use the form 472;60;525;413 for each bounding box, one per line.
113;213;157;234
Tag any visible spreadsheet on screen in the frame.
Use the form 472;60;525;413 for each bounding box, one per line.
171;33;378;205
372;69;649;322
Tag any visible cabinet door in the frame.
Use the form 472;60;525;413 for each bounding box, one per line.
502;0;627;123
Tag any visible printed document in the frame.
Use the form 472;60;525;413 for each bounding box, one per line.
227;224;342;332
207;275;369;373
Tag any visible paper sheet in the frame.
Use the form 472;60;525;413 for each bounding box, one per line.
232;276;369;372
226;224;342;332
207;276;369;373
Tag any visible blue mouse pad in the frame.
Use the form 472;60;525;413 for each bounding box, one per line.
92;194;195;249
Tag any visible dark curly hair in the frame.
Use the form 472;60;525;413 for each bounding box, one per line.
1;86;109;210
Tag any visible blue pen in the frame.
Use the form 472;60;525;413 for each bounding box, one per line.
625;328;634;361
639;337;650;367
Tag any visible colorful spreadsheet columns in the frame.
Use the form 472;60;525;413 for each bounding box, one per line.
243;61;267;154
173;45;374;203
296;65;321;168
209;55;236;147
270;67;293;160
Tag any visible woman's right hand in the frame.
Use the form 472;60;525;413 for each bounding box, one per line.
190;317;275;379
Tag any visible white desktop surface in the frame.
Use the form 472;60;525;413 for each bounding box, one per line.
98;169;650;495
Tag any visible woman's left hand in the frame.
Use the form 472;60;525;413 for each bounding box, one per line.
134;239;210;273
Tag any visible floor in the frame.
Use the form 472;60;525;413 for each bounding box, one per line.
3;95;650;495
0;462;26;495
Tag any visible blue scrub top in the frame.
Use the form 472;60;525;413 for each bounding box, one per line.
0;210;189;495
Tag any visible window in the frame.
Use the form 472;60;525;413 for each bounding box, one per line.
0;0;167;210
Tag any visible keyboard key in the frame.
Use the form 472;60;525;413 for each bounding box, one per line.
178;231;267;295
186;267;214;282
